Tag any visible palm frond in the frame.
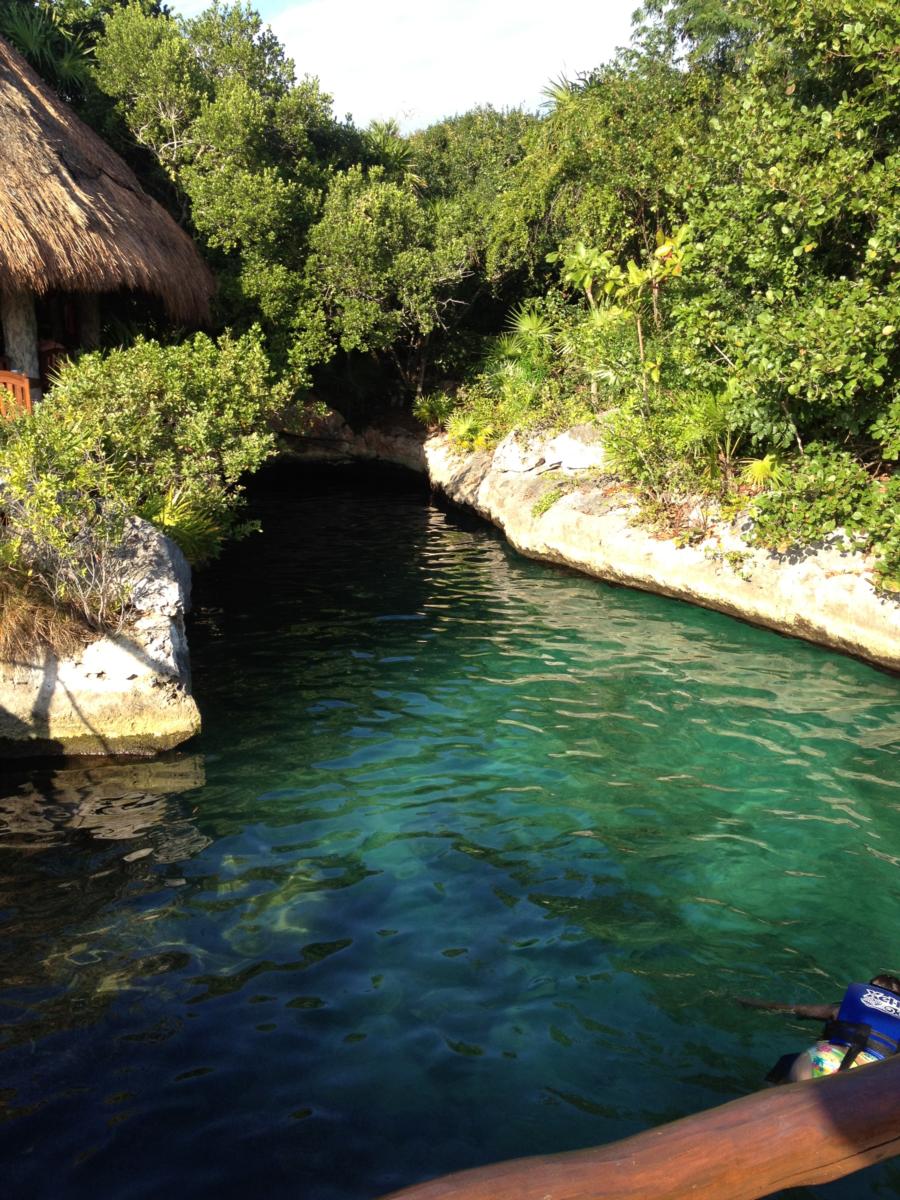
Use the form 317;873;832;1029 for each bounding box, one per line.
506;301;553;342
541;73;577;109
741;454;788;492
493;333;524;360
141;487;223;563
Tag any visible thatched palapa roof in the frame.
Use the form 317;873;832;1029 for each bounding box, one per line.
0;36;213;324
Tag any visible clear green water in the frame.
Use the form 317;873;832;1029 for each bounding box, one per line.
1;464;900;1200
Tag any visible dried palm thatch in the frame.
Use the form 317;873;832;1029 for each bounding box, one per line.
0;36;213;324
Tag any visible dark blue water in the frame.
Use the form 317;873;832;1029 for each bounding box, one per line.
1;464;899;1199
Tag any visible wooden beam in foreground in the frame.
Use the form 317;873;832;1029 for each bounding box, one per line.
380;1055;900;1200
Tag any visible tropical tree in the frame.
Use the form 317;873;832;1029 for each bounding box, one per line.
673;0;900;449
304;165;471;395
93;0;359;380
487;54;710;278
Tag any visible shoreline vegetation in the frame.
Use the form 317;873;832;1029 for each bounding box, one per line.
283;412;900;674
0;0;897;732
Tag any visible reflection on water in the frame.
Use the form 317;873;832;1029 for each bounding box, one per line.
0;756;207;1051
0;465;899;1200
0;756;207;852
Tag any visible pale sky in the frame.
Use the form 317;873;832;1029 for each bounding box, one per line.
175;0;638;132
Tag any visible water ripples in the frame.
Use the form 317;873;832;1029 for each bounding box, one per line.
0;468;899;1200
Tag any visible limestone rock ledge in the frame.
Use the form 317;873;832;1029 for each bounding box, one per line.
290;414;900;672
0;520;200;757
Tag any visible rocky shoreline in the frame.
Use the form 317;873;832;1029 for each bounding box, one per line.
286;412;900;673
0;520;200;758
3;411;895;760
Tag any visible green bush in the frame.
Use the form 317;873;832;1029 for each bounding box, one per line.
447;366;592;451
444;297;605;451
446;408;490;450
748;445;900;587
412;391;458;430
0;328;289;628
0;413;134;629
603;396;711;512
870;388;900;461
710;283;897;449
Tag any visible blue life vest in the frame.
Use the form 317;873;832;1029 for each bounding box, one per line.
828;982;900;1061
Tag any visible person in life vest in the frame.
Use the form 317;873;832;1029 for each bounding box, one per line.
740;974;900;1084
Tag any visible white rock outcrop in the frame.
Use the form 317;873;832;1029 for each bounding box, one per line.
287;414;900;672
0;520;200;757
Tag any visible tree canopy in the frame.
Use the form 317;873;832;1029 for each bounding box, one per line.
4;0;899;582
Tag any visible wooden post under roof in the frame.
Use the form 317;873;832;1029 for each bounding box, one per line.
77;293;101;351
0;288;40;400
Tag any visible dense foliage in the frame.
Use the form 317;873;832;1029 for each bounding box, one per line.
2;0;898;620
0;331;288;626
417;0;899;583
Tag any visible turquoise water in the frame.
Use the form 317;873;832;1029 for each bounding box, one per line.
1;463;900;1200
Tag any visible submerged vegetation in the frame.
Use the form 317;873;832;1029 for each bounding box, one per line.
1;0;899;633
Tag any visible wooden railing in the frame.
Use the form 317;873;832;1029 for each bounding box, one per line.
0;370;32;418
379;1055;900;1200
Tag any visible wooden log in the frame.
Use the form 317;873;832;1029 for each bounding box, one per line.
380;1055;900;1200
